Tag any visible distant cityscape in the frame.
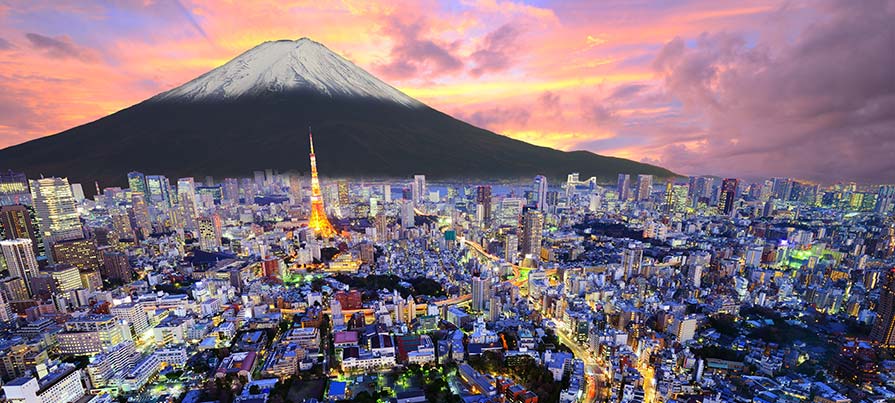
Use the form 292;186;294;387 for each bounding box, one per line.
0;133;894;403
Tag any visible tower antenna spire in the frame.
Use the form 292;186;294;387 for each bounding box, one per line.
307;126;335;238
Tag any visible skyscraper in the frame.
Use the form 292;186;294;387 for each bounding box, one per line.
110;208;135;241
30;177;82;255
337;180;350;208
475;185;492;224
197;214;222;251
0;205;40;257
375;211;389;242
412;175;427;206
144;175;171;205
521;210;543;257
718;178;739;215
383;184;392;203
471;275;488;312
0;239;39;295
51;238;101;271
127;172;146;195
617;174;631;201
504;233;518;263
497;198;524;227
177;177;199;230
400;200;415;229
308;129;337;238
288;175;303;203
622;243;643;281
635;174;653;201
222;178;240;202
130;193;152;239
0;170;30;206
876;185;895;214
871;269;895;347
533;175;548;212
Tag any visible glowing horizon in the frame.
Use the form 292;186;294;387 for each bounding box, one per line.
0;0;892;182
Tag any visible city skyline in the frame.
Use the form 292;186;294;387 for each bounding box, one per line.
1;162;895;402
1;1;893;182
0;4;893;401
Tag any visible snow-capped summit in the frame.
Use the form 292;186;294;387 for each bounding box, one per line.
152;38;422;107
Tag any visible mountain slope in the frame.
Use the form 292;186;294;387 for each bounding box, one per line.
0;38;675;189
152;39;421;107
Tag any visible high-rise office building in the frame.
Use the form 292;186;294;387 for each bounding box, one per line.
471;275;488;312
109;208;135;241
222;178;239;202
504;233;518;263
144;175;171;205
100;249;134;282
400;200;415;229
288;175;303;203
46;265;82;293
876;185;895;214
375;211;389;242
0;205;40;257
0;170;30;206
127;172;146;195
497;198;524;227
617;174;631;201
70;183;85;202
337;180;350;208
0;276;29;302
533;175;548;212
380;184;390;203
130;193;152;239
0;239;39;294
771;177;792;201
521;210;543;257
871;269;895;347
411;175;427;206
635;174;653;201
51;238;101;271
718;178;739;215
475;185;492;224
197;214;222;251
177;177;199;230
29;177;82;256
622;243;643;281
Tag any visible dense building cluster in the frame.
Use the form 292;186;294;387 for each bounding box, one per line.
1;157;894;403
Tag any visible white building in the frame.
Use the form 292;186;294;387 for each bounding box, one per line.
2;364;86;403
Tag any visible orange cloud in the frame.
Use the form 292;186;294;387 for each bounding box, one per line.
6;0;853;181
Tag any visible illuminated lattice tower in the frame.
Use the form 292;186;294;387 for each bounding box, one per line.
307;129;337;238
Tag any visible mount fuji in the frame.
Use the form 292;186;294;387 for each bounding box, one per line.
0;38;675;190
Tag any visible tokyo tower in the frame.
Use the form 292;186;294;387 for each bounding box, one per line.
307;128;336;238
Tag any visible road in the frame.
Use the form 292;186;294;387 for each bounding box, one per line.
554;324;609;403
462;239;529;287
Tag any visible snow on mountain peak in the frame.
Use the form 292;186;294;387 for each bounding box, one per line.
152;38;422;107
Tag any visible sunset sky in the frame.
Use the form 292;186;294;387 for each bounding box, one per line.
0;0;893;182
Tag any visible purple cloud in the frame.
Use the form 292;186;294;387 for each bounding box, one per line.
470;23;522;76
374;17;463;79
25;33;98;62
459;106;531;128
0;37;13;50
650;1;895;182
